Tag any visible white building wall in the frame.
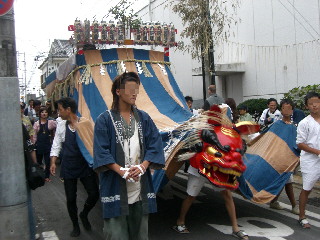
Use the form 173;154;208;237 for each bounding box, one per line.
216;0;320;102
137;0;320;104
136;1;204;104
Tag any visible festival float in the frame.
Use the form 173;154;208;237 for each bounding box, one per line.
45;19;298;201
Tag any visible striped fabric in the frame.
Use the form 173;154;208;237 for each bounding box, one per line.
45;48;193;167
238;120;300;203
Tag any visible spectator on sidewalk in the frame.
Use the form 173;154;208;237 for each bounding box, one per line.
30;100;42;125
45;100;58;119
21;101;35;143
33;107;57;182
22;123;40;240
185;96;202;116
296;92;320;229
238;105;254;122
50;97;99;237
259;98;282;128
203;85;224;111
24;99;36;119
225;98;239;123
93;72;165;240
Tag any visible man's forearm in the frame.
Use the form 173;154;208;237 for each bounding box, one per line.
141;160;150;169
51;156;58;165
107;163;123;175
297;143;320;156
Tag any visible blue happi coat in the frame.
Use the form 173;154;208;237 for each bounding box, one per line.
93;108;165;219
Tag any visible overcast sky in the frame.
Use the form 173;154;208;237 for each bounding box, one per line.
13;0;148;96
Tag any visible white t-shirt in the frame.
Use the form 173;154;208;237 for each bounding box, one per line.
296;115;320;174
124;121;142;204
259;108;282;126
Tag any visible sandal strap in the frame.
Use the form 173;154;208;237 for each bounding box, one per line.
299;218;309;225
233;230;248;238
177;225;187;231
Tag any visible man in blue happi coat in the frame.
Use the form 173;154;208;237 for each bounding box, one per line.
93;72;165;240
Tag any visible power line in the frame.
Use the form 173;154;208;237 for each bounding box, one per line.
277;0;319;42
284;0;320;37
138;0;170;18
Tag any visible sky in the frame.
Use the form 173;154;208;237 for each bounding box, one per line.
13;0;148;97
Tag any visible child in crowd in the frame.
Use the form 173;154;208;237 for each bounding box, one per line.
238;105;254;122
296;92;320;228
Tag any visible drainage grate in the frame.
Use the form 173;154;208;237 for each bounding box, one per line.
308;197;320;207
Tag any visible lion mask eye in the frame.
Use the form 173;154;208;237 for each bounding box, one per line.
215;152;223;157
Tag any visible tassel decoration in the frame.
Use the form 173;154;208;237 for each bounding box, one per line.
100;63;106;75
79;65;92;85
157;63;167;75
117;61;126;75
142;61;153;77
136;62;143;74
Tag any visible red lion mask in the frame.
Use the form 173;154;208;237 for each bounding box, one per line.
185;105;259;190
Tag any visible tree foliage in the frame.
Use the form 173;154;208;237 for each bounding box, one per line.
238;98;268;116
283;84;320;114
172;0;240;60
108;0;141;29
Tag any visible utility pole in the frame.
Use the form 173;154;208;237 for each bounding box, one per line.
23;52;27;98
202;0;214;102
207;0;215;85
0;7;31;240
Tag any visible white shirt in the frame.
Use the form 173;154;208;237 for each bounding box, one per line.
27;106;36;118
50;119;68;157
259;108;282;126
296;115;320;173
124;121;142;204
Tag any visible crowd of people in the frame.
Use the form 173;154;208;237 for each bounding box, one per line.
20;76;320;239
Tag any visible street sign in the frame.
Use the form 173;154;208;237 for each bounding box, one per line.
0;0;14;16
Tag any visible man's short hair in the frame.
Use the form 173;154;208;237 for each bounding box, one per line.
238;105;248;111
55;97;77;114
33;100;41;107
267;98;278;105
280;99;294;109
185;96;193;102
304;91;320;105
208;85;216;93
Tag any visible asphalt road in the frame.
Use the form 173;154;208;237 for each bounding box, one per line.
32;167;320;240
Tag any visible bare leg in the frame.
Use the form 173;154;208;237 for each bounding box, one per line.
220;190;239;232
299;189;311;220
270;186;285;204
221;190;249;239
285;183;296;207
270;195;279;203
177;195;196;225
